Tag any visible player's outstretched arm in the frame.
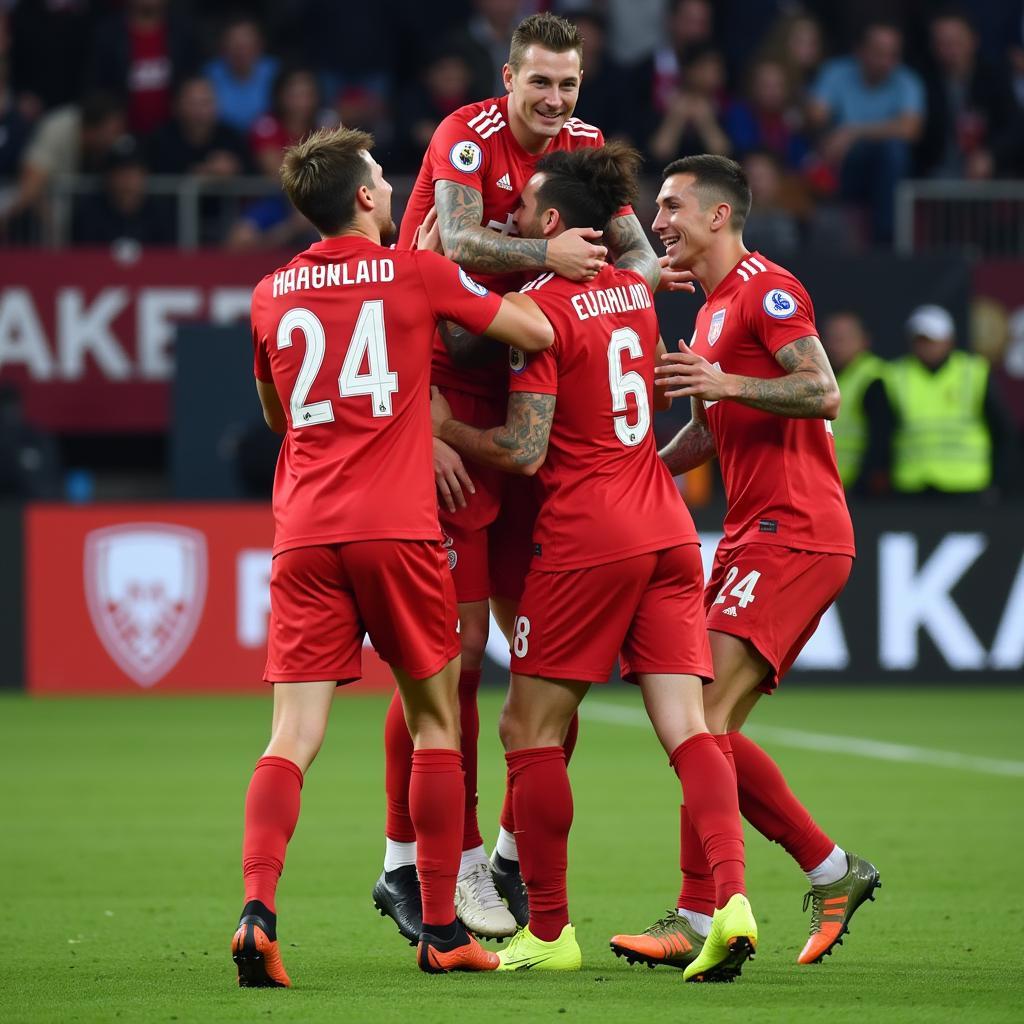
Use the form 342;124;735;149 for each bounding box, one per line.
432;387;553;476
434;181;607;281
256;379;287;434
655;336;841;419
659;398;716;475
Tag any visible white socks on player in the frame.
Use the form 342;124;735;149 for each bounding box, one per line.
458;844;491;879
494;827;519;861
384;838;416;872
806;844;848;886
677;907;713;938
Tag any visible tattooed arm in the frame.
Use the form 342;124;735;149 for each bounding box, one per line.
655;336;841;419
432;387;553;476
659;398;717;475
605;213;661;292
434;180;607;280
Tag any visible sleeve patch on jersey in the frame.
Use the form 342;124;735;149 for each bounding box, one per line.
763;288;797;319
449;140;483;173
509;347;527;373
458;267;489;296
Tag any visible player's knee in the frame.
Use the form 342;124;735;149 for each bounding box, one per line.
407;702;461;749
457;616;489;669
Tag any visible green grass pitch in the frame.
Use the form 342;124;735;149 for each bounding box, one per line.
3;687;1023;1023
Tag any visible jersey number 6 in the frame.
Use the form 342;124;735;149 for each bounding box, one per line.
277;303;399;426
607;327;651;447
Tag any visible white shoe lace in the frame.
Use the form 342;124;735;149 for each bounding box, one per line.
461;863;507;912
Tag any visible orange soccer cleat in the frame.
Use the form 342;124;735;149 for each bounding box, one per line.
232;902;292;988
417;921;500;974
798;853;881;965
610;910;704;970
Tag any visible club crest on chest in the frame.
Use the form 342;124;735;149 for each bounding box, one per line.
708;308;727;345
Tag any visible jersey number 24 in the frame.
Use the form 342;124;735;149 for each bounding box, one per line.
277;304;398;425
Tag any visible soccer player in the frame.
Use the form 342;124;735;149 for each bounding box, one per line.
233;126;555;985
431;143;758;982
374;12;671;944
609;155;880;972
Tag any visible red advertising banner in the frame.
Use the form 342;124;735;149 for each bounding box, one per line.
0;249;287;432
27;503;395;693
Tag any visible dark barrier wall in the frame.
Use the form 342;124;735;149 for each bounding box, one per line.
0;503;23;688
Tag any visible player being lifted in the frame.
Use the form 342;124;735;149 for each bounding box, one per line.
374;12;676;944
234;126;555;985
431;143;758;981
610;155;880;972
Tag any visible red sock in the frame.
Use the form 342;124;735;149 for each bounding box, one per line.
506;747;572;941
670;733;745;908
730;731;834;872
383;689;415;842
242;756;303;913
499;711;580;837
459;669;483;850
410;748;464;926
678;806;716;916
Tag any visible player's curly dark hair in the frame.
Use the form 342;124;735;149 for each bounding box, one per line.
534;141;641;233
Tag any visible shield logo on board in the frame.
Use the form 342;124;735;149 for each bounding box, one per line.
84;524;208;687
708;308;727;345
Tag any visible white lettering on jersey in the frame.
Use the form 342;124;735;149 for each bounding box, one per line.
485;211;518;236
272;260;394;298
570;283;652;321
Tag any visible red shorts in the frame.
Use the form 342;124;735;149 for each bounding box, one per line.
511;544;713;684
438;386;536;604
266;540;460;684
704;542;852;692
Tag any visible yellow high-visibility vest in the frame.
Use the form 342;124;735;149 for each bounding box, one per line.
833;351;887;487
884;350;992;493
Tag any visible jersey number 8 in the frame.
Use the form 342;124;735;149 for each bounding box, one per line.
277;303;398;426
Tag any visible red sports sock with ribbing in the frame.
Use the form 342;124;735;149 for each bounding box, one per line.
242;756;304;913
410;748;464;926
730;731;834;871
670;733;745;908
499;711;579;836
506;747;572;941
458;669;483;850
383;689;416;842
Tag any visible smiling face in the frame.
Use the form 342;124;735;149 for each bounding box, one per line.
652;173;719;269
504;45;581;149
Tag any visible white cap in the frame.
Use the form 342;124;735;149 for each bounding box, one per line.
906;304;954;341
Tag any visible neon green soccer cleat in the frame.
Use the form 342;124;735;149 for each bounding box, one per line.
496;924;582;971
682;894;757;983
609;910;704;970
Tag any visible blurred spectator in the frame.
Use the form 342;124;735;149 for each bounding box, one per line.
724;58;809;167
396;47;475;170
567;8;637;141
605;0;671;67
445;0;521;98
8;0;94;118
249;68;329;179
0;385;61;500
203;16;279;134
883;305;1014;499
809;21;924;244
646;0;715;114
0;92;125;235
0;47;32;178
648;45;731;163
71;135;174;247
821;310;891;494
755;10;826;94
146;76;251;177
919;9;1021;180
87;0;196;137
741;150;801;254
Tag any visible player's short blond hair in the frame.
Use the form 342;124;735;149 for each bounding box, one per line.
280;126;375;236
509;13;583;70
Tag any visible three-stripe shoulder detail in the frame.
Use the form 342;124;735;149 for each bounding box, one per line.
563;117;600;138
735;256;768;282
467;104;507;139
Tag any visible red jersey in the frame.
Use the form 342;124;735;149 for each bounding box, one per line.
689;252;854;556
508;265;698;570
398;94;614;400
251;235;502;556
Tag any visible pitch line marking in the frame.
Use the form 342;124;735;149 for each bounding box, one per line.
581;700;1024;778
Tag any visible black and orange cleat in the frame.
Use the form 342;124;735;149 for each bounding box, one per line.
232;900;292;988
798;853;881;965
417;919;500;974
610;910;704;970
373;866;423;946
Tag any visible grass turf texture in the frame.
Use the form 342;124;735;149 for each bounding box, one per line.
3;688;1022;1023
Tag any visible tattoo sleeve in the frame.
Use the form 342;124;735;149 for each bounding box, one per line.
440;391;554;474
659;398;717;475
434;180;549;274
606;213;661;292
731;336;840;418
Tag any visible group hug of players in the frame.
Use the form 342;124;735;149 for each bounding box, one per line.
231;13;880;987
